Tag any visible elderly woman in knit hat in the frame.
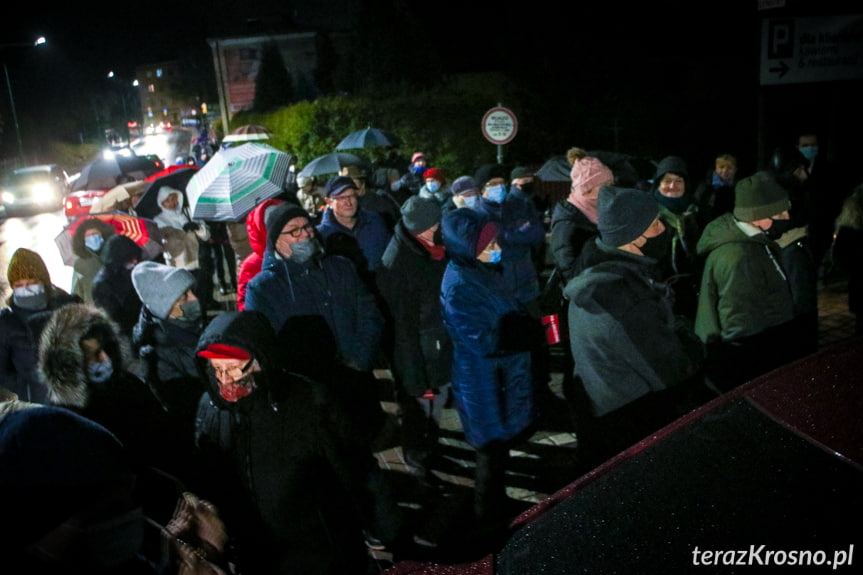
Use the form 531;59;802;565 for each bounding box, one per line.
0;248;81;403
418;167;451;206
70;217;116;304
440;207;536;528
563;186;711;468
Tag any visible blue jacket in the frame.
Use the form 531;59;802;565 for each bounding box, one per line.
440;208;535;448
245;242;384;372
316;207;392;273
477;195;545;305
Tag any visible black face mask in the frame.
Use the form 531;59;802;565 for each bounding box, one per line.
639;228;671;260
518;182;535;196
764;218;794;240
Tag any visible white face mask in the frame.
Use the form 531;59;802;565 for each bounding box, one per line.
13;283;45;298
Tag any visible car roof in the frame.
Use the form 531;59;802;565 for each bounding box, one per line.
385;337;863;575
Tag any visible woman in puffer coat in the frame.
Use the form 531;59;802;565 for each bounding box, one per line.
236;198;283;310
440;208;536;526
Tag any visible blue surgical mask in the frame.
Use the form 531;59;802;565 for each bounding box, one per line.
179;299;201;322
463;195;480;209
799;145;818;162
84;234;104;252
486;249;502;264
412;165;426;175
485;185;507;204
426;181;440;193
87;359;114;385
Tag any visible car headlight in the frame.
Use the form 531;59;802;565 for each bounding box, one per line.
31;182;54;202
1;191;14;204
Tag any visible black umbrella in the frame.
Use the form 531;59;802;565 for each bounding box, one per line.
135;167;199;220
335;127;401;151
536;156;571;183
298;152;367;178
73;157;123;191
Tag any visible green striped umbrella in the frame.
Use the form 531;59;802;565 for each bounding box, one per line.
186;142;291;221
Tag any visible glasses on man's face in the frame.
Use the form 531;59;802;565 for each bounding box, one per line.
210;359;253;381
331;193;357;203
280;223;315;238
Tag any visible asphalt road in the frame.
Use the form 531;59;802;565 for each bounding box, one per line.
0;129;193;298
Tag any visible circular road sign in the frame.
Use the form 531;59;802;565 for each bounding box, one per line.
482;106;518;145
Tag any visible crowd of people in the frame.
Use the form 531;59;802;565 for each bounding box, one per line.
1;131;860;574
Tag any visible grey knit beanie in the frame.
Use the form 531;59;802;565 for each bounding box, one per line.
597;186;659;248
401;195;441;234
733;171;791;222
132;261;196;320
451;176;478;196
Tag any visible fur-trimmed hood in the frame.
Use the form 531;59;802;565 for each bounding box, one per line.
71;217;116;258
38;303;130;408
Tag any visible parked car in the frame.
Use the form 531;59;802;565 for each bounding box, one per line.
64;189;108;220
0;164;71;216
385;337;863;574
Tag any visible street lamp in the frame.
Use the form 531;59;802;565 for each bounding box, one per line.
1;37;47;159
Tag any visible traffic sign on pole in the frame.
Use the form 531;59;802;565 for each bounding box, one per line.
482;106;518;145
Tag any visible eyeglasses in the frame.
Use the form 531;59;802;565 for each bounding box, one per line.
210;359;253;381
280;223;315;238
330;193;357;203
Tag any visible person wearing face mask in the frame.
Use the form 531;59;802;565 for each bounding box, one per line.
70;217;116;304
0;248;81;403
695;152;739;226
696;171;808;391
440;208;537;531
38;302;192;482
245;203;387;444
131;262;207;422
392;151;427;197
417;167;451;206
377;196;452;493
564;186;712;469
91;234;144;340
193;310;388;574
769;146;820;355
446;175;482;212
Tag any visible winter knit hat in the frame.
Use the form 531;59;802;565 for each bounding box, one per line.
411;152;425;164
132;261;196;320
510;166;534;180
424;168;445;183
401;196;442;234
597;186;659;248
265;203;312;248
475;221;499;256
451;176;479;196
570;157;615;196
733;171;791;222
7;248;50;287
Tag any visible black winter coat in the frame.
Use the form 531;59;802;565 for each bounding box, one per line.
193;311;375;575
377;220;452;396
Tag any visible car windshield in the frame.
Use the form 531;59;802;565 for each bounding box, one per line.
4;169;58;186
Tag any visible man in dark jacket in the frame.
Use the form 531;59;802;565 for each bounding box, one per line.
565;186;712;469
377;196;452;480
696;171;806;390
245;202;386;442
0;248;80;403
193;310;382;574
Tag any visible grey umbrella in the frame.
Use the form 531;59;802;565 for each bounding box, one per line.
335;127;401;151
298;152;367;178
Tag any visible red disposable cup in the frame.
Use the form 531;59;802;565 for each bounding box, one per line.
542;314;561;345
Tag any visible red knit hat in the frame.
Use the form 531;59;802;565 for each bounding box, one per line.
475;221;499;256
424;168;445;184
198;343;252;360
